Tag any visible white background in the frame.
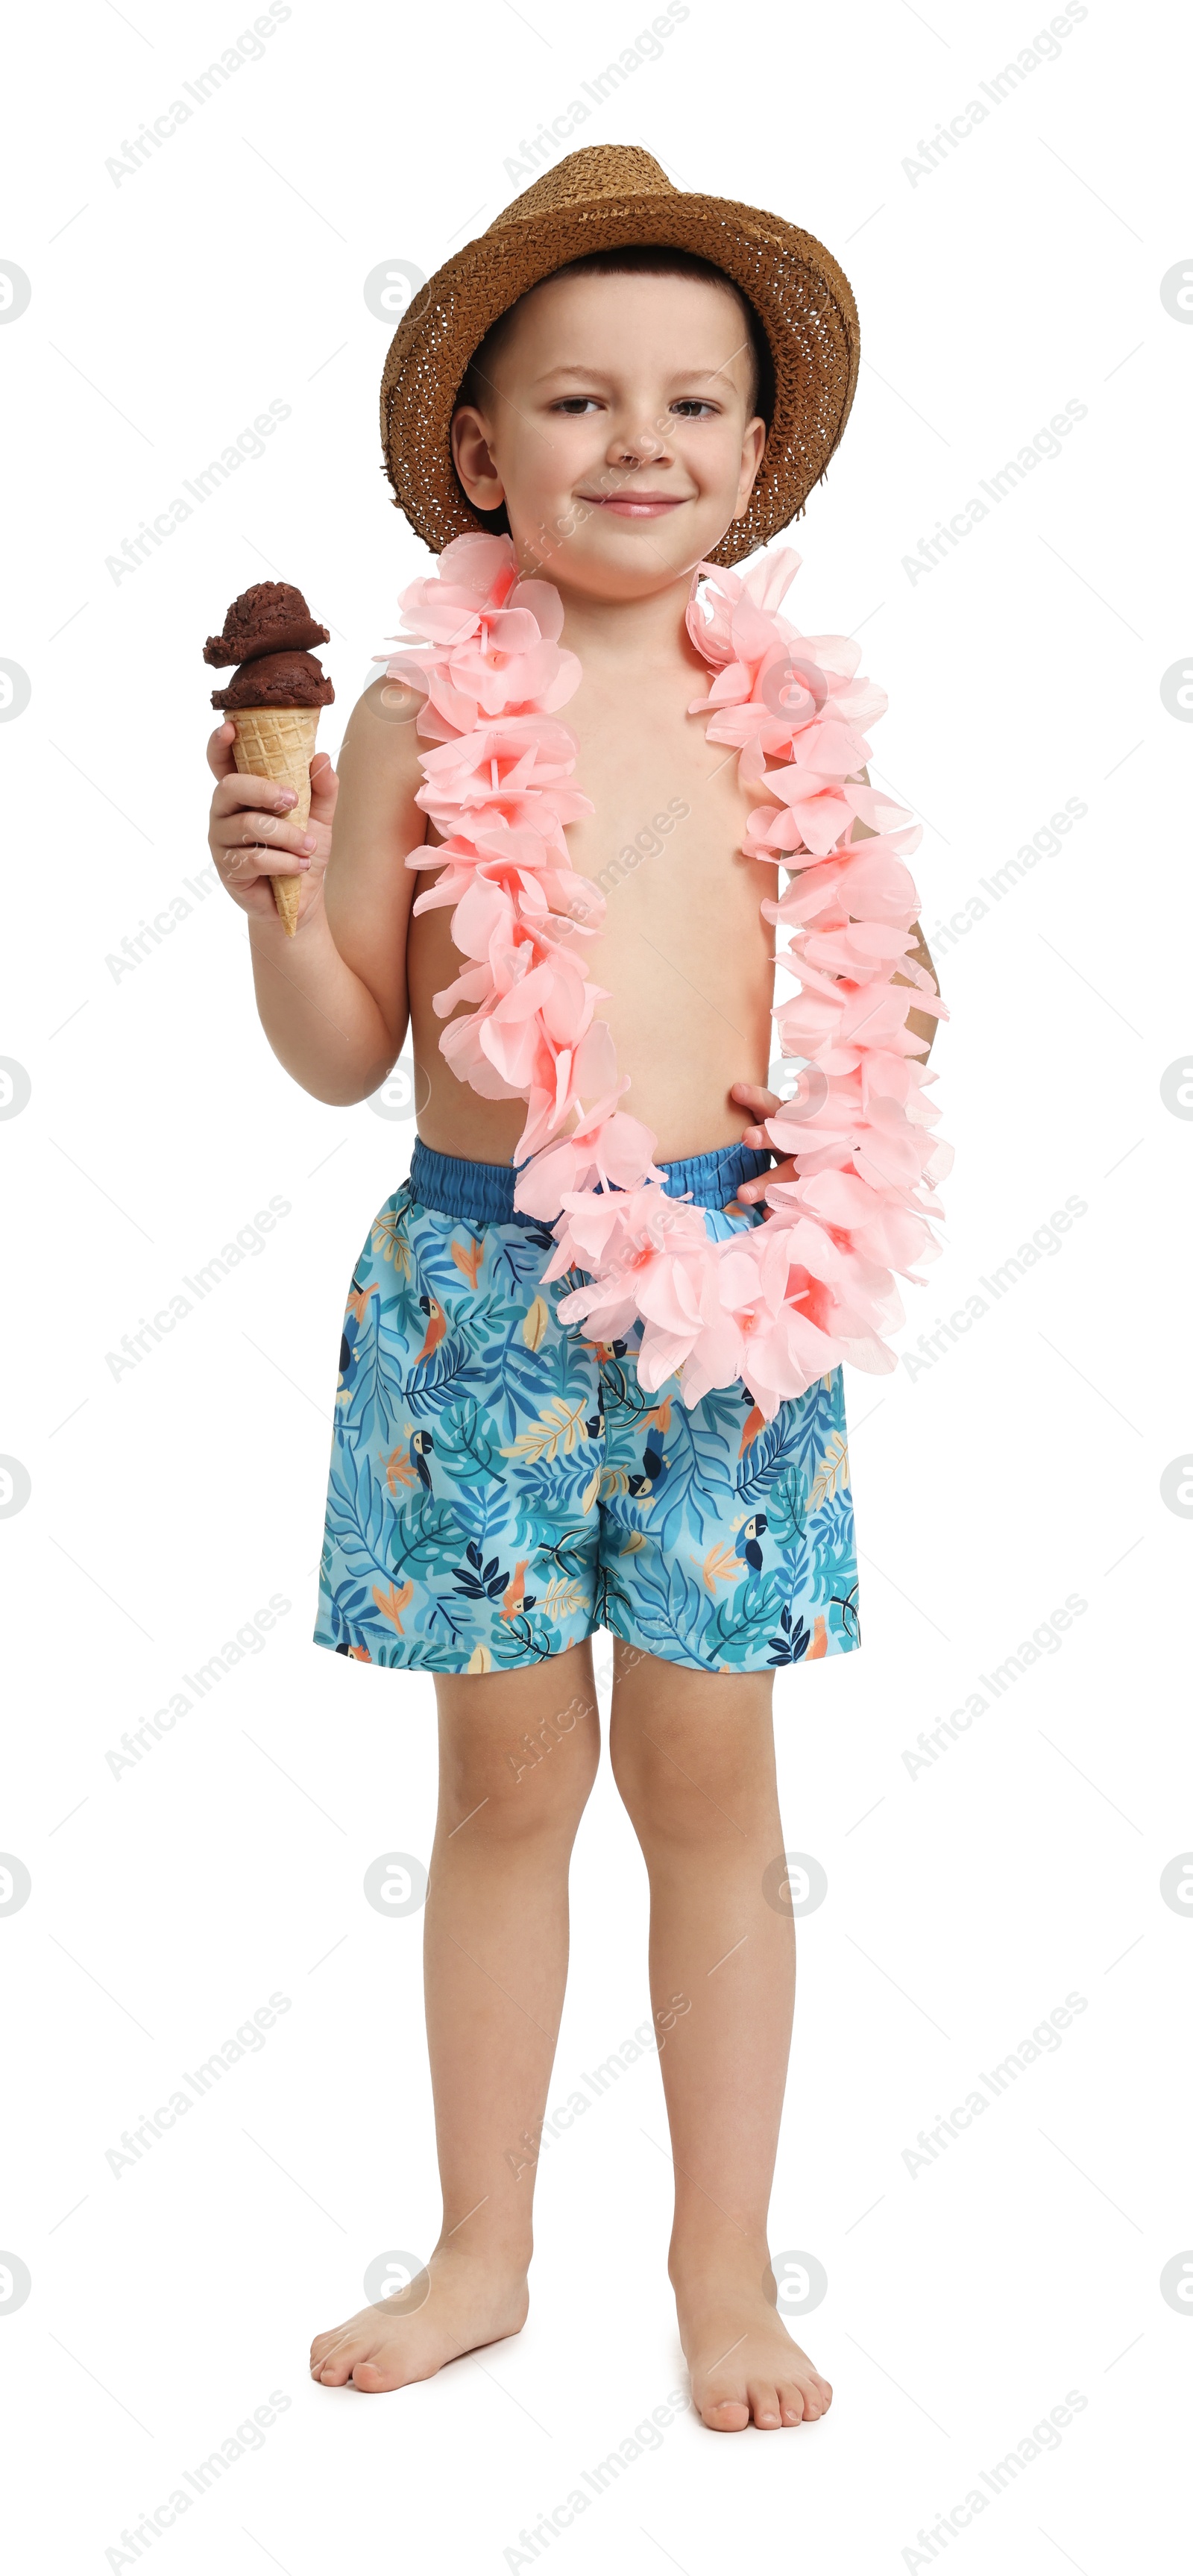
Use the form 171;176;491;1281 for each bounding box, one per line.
3;0;1191;2569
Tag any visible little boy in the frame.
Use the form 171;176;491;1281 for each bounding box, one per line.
206;148;941;2432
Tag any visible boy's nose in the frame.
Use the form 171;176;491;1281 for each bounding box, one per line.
605;423;670;468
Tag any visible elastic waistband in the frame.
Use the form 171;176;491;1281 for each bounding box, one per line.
406;1137;772;1228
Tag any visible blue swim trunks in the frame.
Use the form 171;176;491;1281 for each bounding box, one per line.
312;1139;860;1677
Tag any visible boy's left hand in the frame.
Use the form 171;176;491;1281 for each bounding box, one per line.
728;1080;794;1206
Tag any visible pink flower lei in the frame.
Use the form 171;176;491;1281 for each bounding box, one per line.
380;532;951;1423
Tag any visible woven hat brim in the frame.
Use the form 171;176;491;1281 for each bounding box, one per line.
380;192;859;571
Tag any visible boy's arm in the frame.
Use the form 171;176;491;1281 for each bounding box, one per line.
207;679;427;1108
731;767;942;1202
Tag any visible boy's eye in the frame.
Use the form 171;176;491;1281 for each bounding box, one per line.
548;396;720;418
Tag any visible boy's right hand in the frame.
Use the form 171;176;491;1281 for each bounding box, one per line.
206;720;339;926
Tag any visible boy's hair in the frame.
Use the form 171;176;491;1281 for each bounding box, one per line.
454;245;774;535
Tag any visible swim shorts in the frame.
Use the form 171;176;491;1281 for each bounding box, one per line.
312;1138;859;1677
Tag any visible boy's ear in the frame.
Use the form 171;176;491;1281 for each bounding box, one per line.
451;407;505;512
732;415;767;521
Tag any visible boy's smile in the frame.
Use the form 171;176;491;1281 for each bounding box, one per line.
451;269;767;600
582;489;686;518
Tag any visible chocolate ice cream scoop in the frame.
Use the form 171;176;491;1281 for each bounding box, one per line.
204;579;333;938
211;650;335;711
204;581;330;667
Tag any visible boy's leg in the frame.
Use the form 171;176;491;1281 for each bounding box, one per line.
311;1641;599;2391
608;1642;833;2433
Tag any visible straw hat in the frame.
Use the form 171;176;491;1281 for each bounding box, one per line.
380;145;858;571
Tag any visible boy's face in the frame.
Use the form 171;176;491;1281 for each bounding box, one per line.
450;269;767;600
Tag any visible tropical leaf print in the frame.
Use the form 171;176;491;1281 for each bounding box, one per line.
509;1450;600;1529
808;1430;850;1510
432;1397;501;1482
736;1407;803;1507
789;1373;843;1475
539;1575;589;1621
324;1443;396;1590
450;1236;484;1288
605;1555;717;1665
313;1184;860;1676
763;1466;805;1549
452;1541;509;1603
380;1442;418;1494
371;1207;412;1275
500;1395;592;1463
339;1302;406;1450
804;1489;856;1602
394;1331;488;1411
768;1606;813;1668
522;1294;551;1351
373;1578;414;1631
700;1540;745;1593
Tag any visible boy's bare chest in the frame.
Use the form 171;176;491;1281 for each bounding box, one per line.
409;658;781;1143
561;675;765;918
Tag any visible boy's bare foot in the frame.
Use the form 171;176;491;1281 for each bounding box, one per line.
673;2258;834;2431
310;2245;529;2393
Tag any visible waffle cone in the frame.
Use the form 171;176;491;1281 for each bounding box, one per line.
230;706;320;936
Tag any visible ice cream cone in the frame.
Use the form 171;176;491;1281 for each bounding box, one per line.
230;706;320;935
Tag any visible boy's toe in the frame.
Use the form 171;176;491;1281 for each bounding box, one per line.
701;2396;751;2432
748;2379;783;2428
777;2378;807;2424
